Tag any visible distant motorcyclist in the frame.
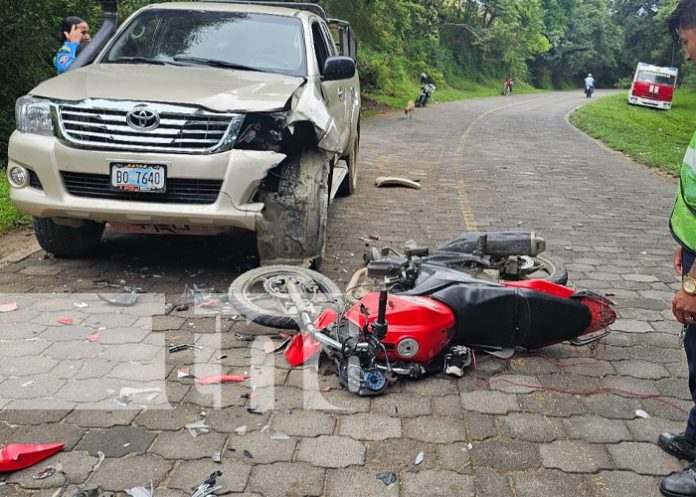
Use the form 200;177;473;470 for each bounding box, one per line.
503;76;514;95
584;73;596;95
416;73;436;107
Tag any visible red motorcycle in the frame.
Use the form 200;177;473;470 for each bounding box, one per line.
229;232;616;396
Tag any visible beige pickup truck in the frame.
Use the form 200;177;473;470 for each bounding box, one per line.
8;1;361;266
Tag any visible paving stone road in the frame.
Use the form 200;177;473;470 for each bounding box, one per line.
0;90;689;496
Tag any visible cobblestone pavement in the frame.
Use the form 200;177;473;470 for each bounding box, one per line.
0;90;689;496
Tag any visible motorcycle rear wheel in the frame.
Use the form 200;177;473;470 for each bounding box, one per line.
503;254;568;285
228;265;344;330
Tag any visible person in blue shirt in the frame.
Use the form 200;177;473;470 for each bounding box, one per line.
54;16;91;74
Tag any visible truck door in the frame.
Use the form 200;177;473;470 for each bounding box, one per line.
311;20;349;152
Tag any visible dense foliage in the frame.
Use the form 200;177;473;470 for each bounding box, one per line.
0;0;687;157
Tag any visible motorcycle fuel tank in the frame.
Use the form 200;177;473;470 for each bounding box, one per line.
344;292;456;363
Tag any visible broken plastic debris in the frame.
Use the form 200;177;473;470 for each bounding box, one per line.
169;344;203;353
466;443;473;450
635;409;650;419
243;450;254;459
73;302;89;309
190;471;223;497
114;387;161;406
68;487;102;497
33;466;56;480
376;472;397;486
415;451;424;465
212;451;221;463
0;443;65;472
375;176;422;190
97;291;139;307
57;318;74;325
125;482;153;497
178;368;193;379
90;451;105;474
85;332;101;342
322;387;332;393
21;380;35;388
186;421;211;438
234;425;248;435
270;432;290;440
195;375;249;385
0;302;18;313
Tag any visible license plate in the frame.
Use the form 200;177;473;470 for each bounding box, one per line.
110;163;166;193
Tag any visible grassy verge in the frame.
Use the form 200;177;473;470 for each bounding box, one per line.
0;165;30;235
570;90;696;176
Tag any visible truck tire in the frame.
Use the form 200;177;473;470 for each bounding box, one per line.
256;149;329;267
337;130;359;197
32;217;104;257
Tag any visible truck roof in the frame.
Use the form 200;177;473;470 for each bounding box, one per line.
142;1;325;19
637;62;678;74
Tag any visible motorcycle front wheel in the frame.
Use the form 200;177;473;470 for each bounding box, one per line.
502;254;568;285
228;265;344;330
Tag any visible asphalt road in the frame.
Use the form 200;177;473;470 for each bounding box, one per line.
0;90;689;496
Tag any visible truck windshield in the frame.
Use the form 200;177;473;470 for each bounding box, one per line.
102;9;307;77
636;70;676;87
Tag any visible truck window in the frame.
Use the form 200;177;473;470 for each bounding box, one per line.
311;21;331;75
636;70;676;87
103;10;307;77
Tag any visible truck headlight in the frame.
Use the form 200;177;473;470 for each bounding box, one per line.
15;96;54;136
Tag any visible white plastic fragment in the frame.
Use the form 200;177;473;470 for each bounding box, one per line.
635;409;650;419
415;451;424;465
0;302;18;313
186;420;211;438
270;432;290;440
74;302;89;309
234;425;248;435
125;481;153;497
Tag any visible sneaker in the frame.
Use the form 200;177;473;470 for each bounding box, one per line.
661;461;696;497
659;432;696;462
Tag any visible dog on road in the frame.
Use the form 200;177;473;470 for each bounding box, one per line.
404;100;415;119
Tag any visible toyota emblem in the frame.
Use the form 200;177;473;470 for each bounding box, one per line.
126;106;160;131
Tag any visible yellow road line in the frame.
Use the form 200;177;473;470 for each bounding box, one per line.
455;98;541;232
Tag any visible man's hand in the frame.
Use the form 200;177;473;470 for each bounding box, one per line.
675;245;684;274
64;24;82;43
673;288;696;324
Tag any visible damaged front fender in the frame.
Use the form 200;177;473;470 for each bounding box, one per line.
286;82;341;154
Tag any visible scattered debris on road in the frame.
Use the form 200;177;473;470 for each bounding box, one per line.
212;451;221;463
169;344;203;353
635;409;650;419
190;471;223;497
185;421;211;438
33;466;56;480
97;291;139;307
376;472;397;486
114;388;161;407
0;443;64;472
415;451;424;465
195;375;249;385
0;302;18;313
125;482;153;497
375;176;421;190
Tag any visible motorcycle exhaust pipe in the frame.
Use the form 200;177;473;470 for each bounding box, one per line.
438;231;546;257
68;0;119;71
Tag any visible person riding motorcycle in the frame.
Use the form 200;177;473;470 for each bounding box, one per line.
417;73;436;107
504;76;514;94
584;73;596;97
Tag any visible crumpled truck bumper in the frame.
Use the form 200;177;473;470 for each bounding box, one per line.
8;132;286;232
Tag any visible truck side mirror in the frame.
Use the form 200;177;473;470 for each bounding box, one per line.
323;56;356;81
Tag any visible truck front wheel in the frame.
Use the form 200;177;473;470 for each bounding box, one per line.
256;149;329;267
32;217;105;257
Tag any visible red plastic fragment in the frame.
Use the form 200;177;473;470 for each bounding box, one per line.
85;332;101;342
285;333;321;367
195;375;249;385
0;302;18;313
57;318;74;325
0;443;64;472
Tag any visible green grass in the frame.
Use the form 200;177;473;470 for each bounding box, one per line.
570;90;696;176
0;165;30;235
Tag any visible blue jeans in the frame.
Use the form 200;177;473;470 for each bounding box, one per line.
682;248;696;440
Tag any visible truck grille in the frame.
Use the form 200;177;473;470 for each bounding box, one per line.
56;100;243;154
61;172;222;204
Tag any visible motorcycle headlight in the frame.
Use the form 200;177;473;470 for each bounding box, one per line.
15;96;54;136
